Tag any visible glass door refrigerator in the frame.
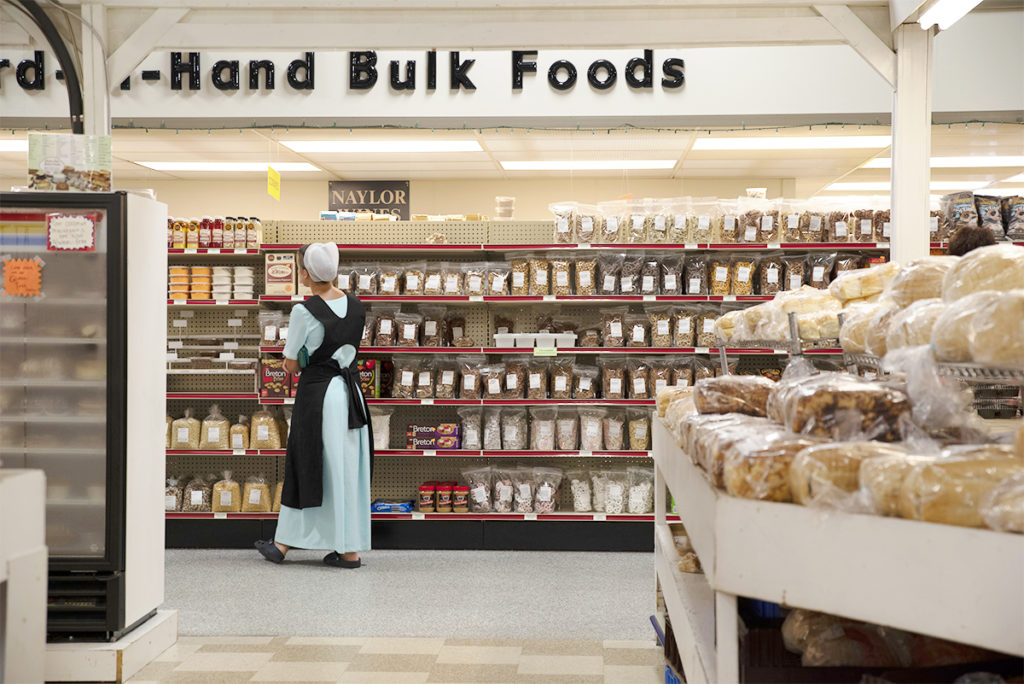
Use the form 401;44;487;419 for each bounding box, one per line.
0;191;167;641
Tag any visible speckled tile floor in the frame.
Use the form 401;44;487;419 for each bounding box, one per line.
164;549;656;640
128;636;665;683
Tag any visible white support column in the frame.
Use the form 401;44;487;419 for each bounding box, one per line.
890;23;934;265
715;592;739;684
80;3;110;136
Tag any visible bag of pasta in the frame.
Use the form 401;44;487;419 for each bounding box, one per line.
211;470;242;512
170;409;200;449
199;404;231;450
229;415;250;450
250;408;282;450
242;474;272;513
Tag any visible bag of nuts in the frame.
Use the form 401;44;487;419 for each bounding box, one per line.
574;257;597;295
463;262;487;296
628;358;651;399
673;308;697;347
602;310;625;347
573;365;599;399
550;357;575;399
672;358;694;388
759;253;784;296
482;363;505;399
414;360;435;399
503;356;529;399
509;258;530;295
373;304;401;346
731;256;757;296
619;256;643;294
402;261;426;295
395;312;423;347
423;264;445;295
392;357;418;399
353;263;379;295
379;265;401;296
661;256;682;295
597;254;623;296
719;200;740;243
695;307;719;348
598;200;626;243
782;255;807;291
649;307;673;347
627;408;652;451
549;200;578;244
625;313;649;348
527;359;549;399
599;357;627;399
529;255;551;295
442;262;465;296
684;255;709;295
576;204;601;244
488;262;512;296
420;306;447;347
551;258;573;296
434;360;458;399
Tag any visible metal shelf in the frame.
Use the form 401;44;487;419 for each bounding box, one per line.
167;299;260;307
168;248;260;255
0;337;106;345
937;362;1024;383
256;397;656;406
167;392;259;400
166;511;668;522
259;242;892;253
652;420;1024;658
0;379;106;388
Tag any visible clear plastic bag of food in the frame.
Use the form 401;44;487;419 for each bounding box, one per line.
165;476;182;511
491;467;515;512
968;289;1024;367
576;204;600;244
771;372;909;441
567;470;592;511
401;261;425;295
838;301;885;354
722;434;821;502
684;255;707;295
709;257;732;295
626;207;649;244
462;465;493;513
665;198;688;243
779;199;803;242
672;358;695;389
807;252;836;289
825;205;851;242
603;409;625;450
885;298;945;351
689;198;721;243
859;451;935;516
648;307;673;347
353;263;379;295
577;408;605;451
483;406;502;450
555;407;579;451
211;470;242;512
624;313;649;348
259;310;285;346
457;355;484;399
414;359;435;399
573;364;599;399
598;357;626;400
171;409;201;449
488;262;512;296
549;200;578;243
528;255;551;296
181;474;211;512
373;304;401;346
242;474;272;513
942;191;980;229
829;261;901;303
441;262;464;296
863;303;900;358
900;449;1023;527
758;253;783;296
420;306;447;347
337;264;357;292
694;375;774;416
502;355;527;399
695;308;718;348
850;207;876;243
481;363;505;400
392;357;418;399
602;310;625;348
598;200;626;243
512;467;535;512
463;262;487;296
378;264;401;296
719;200;740;244
458;406;483;450
627;466;654;513
369;407;393;449
884;256;956;307
648;199;671;244
528;406;556;450
789;442;907;509
603;470;629;514
673;308;697;347
627;407;651;451
782;255;806;291
731;255;757;296
980;472;1024;533
395;312;423;347
361;312;375;347
627;358;650;399
199;403;231;450
533;466;564;514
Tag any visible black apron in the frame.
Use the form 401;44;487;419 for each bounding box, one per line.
281;293;374;510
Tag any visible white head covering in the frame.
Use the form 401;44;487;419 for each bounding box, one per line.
303;242;339;283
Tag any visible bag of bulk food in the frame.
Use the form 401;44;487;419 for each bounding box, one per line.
273;481;284;512
533;467;564;514
242;474;272;513
212;470;242;512
567;470;593;512
170;409;200;449
627;466;655;514
181;474;212;512
249;408;282;449
199;404;231;450
165;476;183;511
230;415;250;450
462;465;493;513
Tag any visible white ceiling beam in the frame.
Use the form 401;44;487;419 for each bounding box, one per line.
814;4;896;87
69;0;887;8
106;7;188;86
0;14;33;47
889;0;927;29
1;6;49;49
161;17;843;50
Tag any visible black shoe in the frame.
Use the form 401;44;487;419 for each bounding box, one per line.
255;539;285;564
323;551;361;568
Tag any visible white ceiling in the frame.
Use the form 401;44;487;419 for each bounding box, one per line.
0;123;1021;196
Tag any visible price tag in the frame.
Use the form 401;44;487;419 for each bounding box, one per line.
173;299;186;305
578;243;592;249
213;512;227;520
234;248;247;254
642;295;655;302
233;449;245;455
172;319;188;327
647;451;654;458
423;449;437;456
593;513;607;521
767;242;781;250
723;295;737;302
578;450;594;457
227;319;243;327
524;513;538;521
533;347;557;357
168;340;184;349
542;295;555;301
469;295;483;302
412;512;426;520
208;248;221;254
219;352;235;360
421;398;434;405
184;248;197;254
695;347;709;354
684;243;697;250
165;352;178;361
215;299;228;306
224;341;239;350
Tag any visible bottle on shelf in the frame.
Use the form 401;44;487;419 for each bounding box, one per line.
199;216;213;249
211;216;225;249
222;216;235;250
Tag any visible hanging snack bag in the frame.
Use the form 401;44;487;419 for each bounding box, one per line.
181;475;211;512
512;467;535;512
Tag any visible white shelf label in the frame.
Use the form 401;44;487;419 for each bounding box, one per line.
593;513;607;521
291;295;304;301
219;352;235;360
543;295;555;301
421;398;434;405
165;352;178;361
423;449;437;456
524;513;538;521
215;299;228;306
233;448;245;455
234;248;247;254
773;349;789;355
168;340;184;349
723;295;737;302
172;319;188;328
578;243;592;249
213;512;227;519
578;450;594;457
184;248;197;254
469;295;483;302
227;319;243;327
695;347;709;354
647;451;654;458
223;341;239;350
172;300;186;305
767;242;781;249
642;295;655;302
684;243;697;250
412;512;426;520
208;248;221;254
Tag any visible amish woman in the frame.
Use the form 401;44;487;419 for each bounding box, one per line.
255;242;373;568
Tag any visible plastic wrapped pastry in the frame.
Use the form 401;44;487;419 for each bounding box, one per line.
941;244;1024;301
828;262;901;303
838;301;886;354
859;452;936;517
884;298;946;352
884;256;958;307
968;289;1024;366
930;291;1000;362
693;375;774;417
723;434;822;502
981;472;1024;533
790;442;908;508
769;373;909;442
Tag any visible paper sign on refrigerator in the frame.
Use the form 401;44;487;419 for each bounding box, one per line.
47;213;96;251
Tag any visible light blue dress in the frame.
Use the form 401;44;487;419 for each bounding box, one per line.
276;297;371;553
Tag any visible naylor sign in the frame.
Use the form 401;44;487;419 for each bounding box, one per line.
328;181;410;219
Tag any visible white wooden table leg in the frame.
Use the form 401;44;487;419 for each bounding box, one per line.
715;591;740;683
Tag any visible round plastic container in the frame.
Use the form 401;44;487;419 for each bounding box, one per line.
417;485;436;512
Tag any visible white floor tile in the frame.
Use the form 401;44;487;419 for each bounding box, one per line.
250;661;350;681
173;652;273;672
359;637;446;655
517;654;605;676
435;645;522;665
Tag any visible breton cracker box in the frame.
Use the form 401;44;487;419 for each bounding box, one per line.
265;253;296;295
358;359;379;398
405;423;462;450
261;358;290;397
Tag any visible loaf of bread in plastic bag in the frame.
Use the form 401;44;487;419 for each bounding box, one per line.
864;304;900;357
770;373;909;442
929;290;994;362
980;472;1024;533
941;243;1024;301
859;453;936;516
899;445;1022;527
694;375;775;416
884;298;946;351
723;434;822;502
828;262;901;302
884;256;958;307
967;289;1024;366
838;301;886;354
790;441;908;507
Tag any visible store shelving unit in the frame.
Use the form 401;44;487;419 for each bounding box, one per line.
165;219;891;550
652;421;1024;683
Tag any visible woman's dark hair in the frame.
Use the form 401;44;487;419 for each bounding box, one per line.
948;225;997;257
297;244;332;285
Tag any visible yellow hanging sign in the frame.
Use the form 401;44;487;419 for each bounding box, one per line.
267;166;281;201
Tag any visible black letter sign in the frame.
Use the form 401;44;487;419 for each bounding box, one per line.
449;51;476;90
661;58;685;88
547;60;577;91
170;52;200;90
390;60;416;90
350;51;378;90
248;59;275;90
625;49;653;89
212;59;240;90
511;50;537;89
587;59;616;90
16;50;44;90
287;52;314;90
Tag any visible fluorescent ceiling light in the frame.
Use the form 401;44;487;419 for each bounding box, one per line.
919;0;983;30
1003;173;1024;183
827;180;989;192
863;156;1024;169
281;140;482;153
137;161;320;172
980;187;1024;196
501;160;676;171
691;136;891;151
0;140;28;152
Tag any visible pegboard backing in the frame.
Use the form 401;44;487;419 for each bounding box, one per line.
270;221;488;245
487;220;557;244
166;453;283;486
166;307;260;337
166;372;257;394
167;257;266;293
165;398;264;422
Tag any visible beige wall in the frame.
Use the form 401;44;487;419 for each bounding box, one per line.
2;176;794;220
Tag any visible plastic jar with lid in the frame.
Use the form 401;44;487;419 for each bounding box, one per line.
199;216;213;249
210;216;224;249
222;217;235;249
452;486;470;513
417;485;436;512
186;218;200;249
233;218;247;247
172;220;187;249
436;484;453;513
246;217;261;249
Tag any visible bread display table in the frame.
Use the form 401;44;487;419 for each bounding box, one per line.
653;421;1024;684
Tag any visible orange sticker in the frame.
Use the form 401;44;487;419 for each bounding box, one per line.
1;256;43;297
